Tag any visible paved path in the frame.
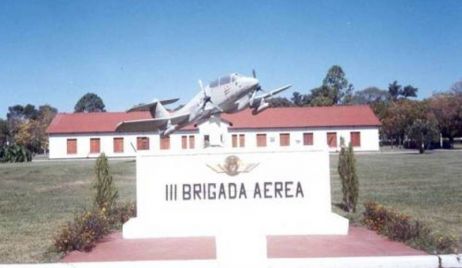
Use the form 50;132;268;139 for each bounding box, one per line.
62;226;426;262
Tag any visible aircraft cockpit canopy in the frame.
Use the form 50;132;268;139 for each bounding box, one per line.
209;74;239;88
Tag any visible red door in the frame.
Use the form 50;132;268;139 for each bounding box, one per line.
327;132;337;148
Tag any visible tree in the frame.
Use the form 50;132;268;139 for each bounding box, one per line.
267;97;293;107
291;91;310;106
406;119;439;153
94;153;119;212
5;104;57;153
0;118;9;146
401;85;418;98
388;81;401;101
351;87;389;104
381;99;427;146
322;65;352;104
428;92;462;147
337;138;359;213
309;65;354;106
7;104;40;146
74;93;106;113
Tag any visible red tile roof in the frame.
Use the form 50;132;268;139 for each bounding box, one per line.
224;105;381;129
46;105;380;134
46;112;152;134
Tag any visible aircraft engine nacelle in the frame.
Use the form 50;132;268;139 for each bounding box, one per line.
161;124;177;137
252;101;270;115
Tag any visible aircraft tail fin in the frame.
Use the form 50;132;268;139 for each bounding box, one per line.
153;100;170;118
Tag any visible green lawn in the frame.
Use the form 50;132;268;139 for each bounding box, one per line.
0;159;136;263
331;151;462;239
0;151;461;263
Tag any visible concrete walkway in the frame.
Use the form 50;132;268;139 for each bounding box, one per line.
62;226;426;263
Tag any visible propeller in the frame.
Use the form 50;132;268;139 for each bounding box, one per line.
198;80;222;112
252;69;264;92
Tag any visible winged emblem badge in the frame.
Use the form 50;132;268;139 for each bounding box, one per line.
207;155;259;176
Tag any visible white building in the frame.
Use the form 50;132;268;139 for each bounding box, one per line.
46;105;381;159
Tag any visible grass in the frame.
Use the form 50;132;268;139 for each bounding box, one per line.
331;150;462;242
0;159;136;263
0;150;461;263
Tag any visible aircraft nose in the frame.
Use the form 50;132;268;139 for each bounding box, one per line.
243;77;259;89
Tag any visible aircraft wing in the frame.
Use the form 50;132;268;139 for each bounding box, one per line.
127;98;179;112
254;84;292;102
115;113;190;132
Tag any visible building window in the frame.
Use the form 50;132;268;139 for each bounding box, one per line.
90;138;100;154
182;135;196;149
256;134;267;147
204;135;210;148
350;131;361;147
232;134;245;147
280;133;290;146
232;134;238;148
160;136;170;150
137;137;149;150
113;137;124;153
181;136;187;149
239;134;245;147
303;133;314;146
327;132;337;148
67;139;77;155
189;135;195;149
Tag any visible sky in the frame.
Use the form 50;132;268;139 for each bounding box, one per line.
0;0;461;117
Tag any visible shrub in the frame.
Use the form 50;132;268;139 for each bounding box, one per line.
337;138;359;212
363;201;458;254
107;201;136;228
54;208;110;253
93;153;118;211
0;144;32;163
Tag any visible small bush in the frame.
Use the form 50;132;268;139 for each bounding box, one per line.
0;144;32;163
54;208;110;253
338;139;359;212
107;201;136;228
94;153;118;211
363;201;458;254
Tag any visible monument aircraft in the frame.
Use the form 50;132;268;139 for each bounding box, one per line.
116;71;291;136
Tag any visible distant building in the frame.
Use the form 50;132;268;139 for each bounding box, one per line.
46;105;381;159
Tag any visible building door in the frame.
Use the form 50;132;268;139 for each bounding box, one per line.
113;137;124;153
327;132;337;148
256;134;267;147
160;136;170;150
67;139;77;155
279;133;290;146
90;138;100;154
350;132;361;147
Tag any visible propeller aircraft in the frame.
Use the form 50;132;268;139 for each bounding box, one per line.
116;71;291;136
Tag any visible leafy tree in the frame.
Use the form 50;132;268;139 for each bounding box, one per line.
94;153;119;212
74;93;106;113
5;104;57;153
0;119;9;146
406;119;439;154
291;91;310;106
337;138;359;213
268;97;293;107
322;65;353;104
428;92;462;147
401;85;418;98
381;99;427;146
7;104;39;145
351;87;389;104
388;81;401;101
0;144;32;163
